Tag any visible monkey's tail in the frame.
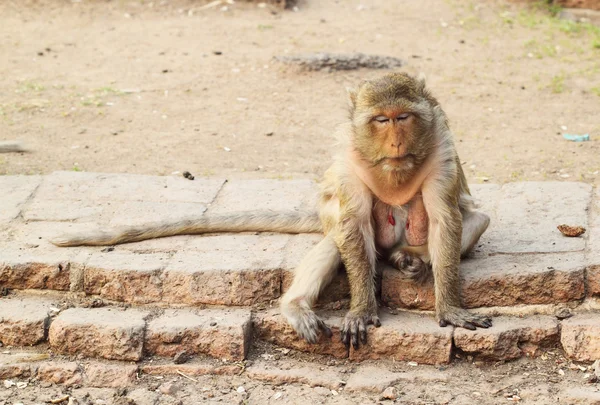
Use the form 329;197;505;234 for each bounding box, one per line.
51;210;322;247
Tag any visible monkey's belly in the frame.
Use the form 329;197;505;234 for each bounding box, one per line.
373;203;398;249
373;195;428;249
406;193;428;246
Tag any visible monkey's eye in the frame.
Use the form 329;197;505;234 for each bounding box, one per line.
396;113;410;121
373;116;390;123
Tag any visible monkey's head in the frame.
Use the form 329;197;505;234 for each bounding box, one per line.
348;72;441;178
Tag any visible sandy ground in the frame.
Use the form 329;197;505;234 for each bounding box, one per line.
1;0;600;403
0;0;599;184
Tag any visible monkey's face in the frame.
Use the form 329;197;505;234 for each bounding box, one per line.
349;73;437;176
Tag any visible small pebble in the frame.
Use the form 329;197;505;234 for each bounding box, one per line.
173;351;189;365
379;387;397;400
182;171;195;180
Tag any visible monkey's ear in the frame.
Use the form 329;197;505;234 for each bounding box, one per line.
346;87;358;109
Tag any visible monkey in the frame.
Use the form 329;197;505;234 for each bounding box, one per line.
0;141;27;153
51;72;491;349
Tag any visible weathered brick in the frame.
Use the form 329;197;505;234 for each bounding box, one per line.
0;247;73;291
162;234;286;306
206;178;317;215
84;363;137;388
0;175;42;224
49;307;147;361
484;182;591;254
382;253;585;310
37;362;83;386
587;186;600;296
561;314;600;361
0;363;31;379
0;297;54;346
245;360;343;390
83;252;168;304
254;310;348;359
348;311;453;365
454;316;559;360
557;0;600;11
0;351;47;378
145;308;252;361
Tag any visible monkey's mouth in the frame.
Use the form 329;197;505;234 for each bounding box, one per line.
384;154;414;164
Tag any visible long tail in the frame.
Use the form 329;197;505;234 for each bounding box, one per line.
51;210;322;247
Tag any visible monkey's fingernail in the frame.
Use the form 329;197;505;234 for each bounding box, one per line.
374;319;381;327
464;322;476;330
360;330;367;344
323;327;333;338
352;336;359;350
439;320;448;327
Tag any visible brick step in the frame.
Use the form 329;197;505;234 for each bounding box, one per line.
0;233;595;310
2;172;599;311
0;295;252;362
2;295;600;367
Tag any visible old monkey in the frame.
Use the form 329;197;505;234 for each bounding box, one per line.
52;72;491;348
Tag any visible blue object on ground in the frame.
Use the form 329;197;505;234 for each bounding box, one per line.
562;133;590;142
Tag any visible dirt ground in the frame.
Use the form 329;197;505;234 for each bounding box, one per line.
1;0;599;184
1;0;600;404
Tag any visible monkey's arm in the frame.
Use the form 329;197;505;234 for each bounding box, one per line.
333;184;381;349
422;169;491;330
51;210;321;246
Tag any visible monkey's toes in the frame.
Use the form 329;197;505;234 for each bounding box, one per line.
438;307;492;330
340;312;380;349
296;312;332;344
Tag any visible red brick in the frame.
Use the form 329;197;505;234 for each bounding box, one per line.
254;310;348;359
49;307;147;361
454;316;559;361
561;314;600;361
37;362;83;386
83;252;168;304
349;311;453;365
145;308;252;361
0;297;53;346
84;363;137;388
162;235;286;306
382;253;585;310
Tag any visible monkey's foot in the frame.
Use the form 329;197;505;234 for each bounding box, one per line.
281;301;332;344
389;251;429;281
340;310;381;349
437;306;492;330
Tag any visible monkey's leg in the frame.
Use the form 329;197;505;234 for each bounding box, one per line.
423;189;492;330
280;235;341;343
460;210;490;257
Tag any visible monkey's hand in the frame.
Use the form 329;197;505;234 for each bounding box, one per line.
437;306;492;330
281;301;332;344
341;309;381;349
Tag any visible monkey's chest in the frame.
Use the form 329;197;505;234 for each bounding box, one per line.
373;194;429;249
